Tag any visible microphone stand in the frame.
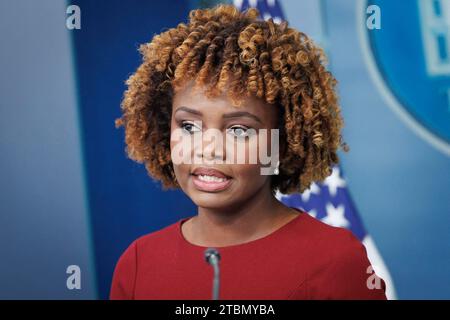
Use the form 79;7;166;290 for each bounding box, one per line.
204;248;221;300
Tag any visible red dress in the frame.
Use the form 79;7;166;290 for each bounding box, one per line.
110;208;387;300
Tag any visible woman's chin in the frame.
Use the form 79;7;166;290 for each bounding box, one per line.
188;186;245;211
184;177;251;210
189;191;234;209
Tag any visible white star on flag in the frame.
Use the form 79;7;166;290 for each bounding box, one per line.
323;166;346;197
321;203;350;228
301;182;320;202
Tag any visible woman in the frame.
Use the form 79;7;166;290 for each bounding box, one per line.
111;4;387;300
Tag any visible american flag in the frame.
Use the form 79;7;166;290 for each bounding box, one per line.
233;0;397;300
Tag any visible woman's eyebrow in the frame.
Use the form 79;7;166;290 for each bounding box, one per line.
175;106;262;124
175;106;202;116
222;111;262;124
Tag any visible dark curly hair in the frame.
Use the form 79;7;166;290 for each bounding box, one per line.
115;4;349;195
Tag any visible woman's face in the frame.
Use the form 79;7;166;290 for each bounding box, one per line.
170;80;280;211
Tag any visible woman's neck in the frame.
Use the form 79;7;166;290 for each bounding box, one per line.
187;184;298;247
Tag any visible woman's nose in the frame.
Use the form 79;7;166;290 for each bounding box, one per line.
194;129;225;162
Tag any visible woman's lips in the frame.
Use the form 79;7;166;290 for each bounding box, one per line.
191;174;232;192
191;167;231;179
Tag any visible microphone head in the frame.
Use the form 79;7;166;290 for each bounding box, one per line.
204;247;221;264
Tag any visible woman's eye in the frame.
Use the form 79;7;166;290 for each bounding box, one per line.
227;126;252;137
181;122;201;134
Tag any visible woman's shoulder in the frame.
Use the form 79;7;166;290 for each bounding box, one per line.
295;210;362;250
293;211;373;278
115;217;183;266
293;211;387;299
110;218;183;299
131;217;184;252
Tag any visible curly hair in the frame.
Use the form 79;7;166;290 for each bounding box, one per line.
115;4;349;195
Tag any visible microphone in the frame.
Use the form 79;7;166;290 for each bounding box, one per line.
204;248;221;300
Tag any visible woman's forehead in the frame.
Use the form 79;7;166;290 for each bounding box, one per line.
172;80;279;123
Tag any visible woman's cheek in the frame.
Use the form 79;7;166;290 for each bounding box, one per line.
223;134;257;165
170;130;195;167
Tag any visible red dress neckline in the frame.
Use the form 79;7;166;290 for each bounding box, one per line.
177;207;305;250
